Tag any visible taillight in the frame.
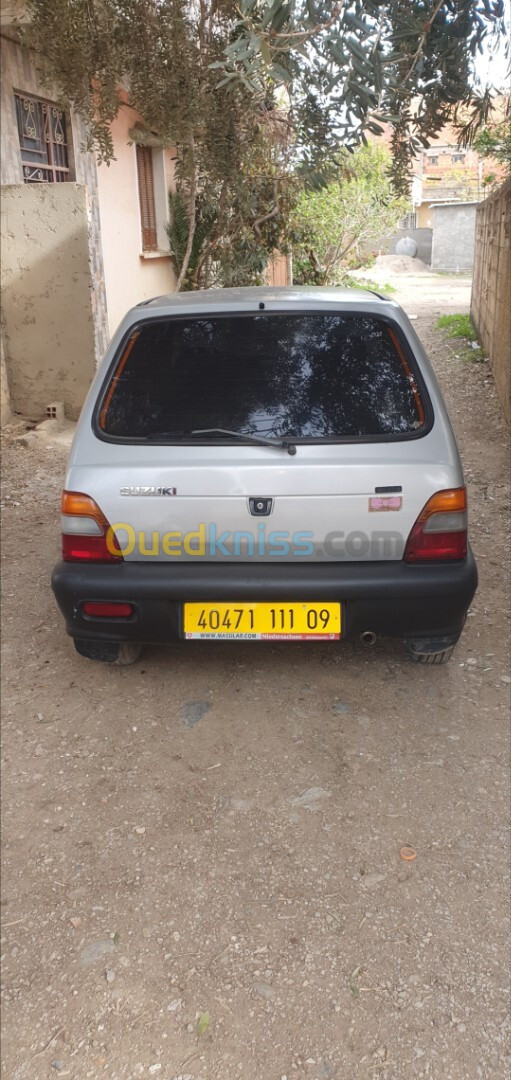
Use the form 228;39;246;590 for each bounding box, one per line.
404;488;468;562
61;491;122;563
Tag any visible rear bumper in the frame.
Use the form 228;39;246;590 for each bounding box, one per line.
51;549;478;644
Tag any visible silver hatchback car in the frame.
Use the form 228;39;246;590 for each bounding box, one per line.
52;286;477;664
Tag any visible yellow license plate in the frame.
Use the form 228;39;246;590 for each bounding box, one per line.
184;602;341;640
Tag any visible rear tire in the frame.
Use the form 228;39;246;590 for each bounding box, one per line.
73;639;142;665
405;636;459;665
408;645;455;665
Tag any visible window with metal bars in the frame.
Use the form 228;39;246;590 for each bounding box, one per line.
136;145;158;252
399;211;417;230
14;92;70;183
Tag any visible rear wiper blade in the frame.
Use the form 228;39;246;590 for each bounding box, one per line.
192;428;297;455
145;428;297;454
144;430;188;441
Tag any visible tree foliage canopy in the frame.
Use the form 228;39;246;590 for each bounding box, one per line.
23;1;507;287
218;1;507;189
473;114;511;171
24;1;507;182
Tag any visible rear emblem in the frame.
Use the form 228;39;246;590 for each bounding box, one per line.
249;497;273;516
120;486;177;496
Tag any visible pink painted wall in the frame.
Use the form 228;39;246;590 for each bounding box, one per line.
96;103;176;335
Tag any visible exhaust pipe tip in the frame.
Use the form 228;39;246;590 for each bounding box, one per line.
360;630;377;646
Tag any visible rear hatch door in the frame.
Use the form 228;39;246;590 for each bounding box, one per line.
70;306;457;561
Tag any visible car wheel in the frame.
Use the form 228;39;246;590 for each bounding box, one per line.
405;636;459;665
74;639;142;665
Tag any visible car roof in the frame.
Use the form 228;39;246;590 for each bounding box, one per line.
136;285;392;311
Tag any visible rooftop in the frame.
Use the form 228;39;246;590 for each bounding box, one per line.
138;285;393;310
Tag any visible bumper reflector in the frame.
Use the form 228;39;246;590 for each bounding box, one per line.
83;601;134;618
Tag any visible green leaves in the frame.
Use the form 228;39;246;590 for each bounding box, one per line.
166;190;218;290
212;0;506;191
23;0;508;208
291;144;409;286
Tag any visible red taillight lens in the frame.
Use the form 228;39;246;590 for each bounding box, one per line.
404;528;467;561
404;488;468;562
61;491;122;563
62;534;122;562
83;601;133;617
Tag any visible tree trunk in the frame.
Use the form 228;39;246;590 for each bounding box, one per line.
193;177;229;289
175;137;197;292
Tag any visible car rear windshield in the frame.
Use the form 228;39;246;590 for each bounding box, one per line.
98;312;427;441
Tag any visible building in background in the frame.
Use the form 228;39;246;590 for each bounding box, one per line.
0;3;179;419
410;114;508;228
1;2;179;420
365;105;507;266
0;0;290;423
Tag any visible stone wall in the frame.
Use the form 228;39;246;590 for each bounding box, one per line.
471;180;511;424
1;184;98;419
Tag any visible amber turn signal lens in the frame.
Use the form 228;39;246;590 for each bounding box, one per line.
61;490;108;523
416;488;467;518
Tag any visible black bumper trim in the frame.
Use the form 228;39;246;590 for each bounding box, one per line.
51;549;477;644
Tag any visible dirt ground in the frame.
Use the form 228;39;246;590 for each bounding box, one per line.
1;273;510;1080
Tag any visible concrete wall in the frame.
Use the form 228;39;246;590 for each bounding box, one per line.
1;184;97;419
1;32;110;362
471;180;511;424
392;227;432;264
359;227;432;264
418;198;475;229
96;103;176;335
431;203;478;271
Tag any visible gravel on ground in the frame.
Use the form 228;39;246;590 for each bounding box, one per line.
1;274;510;1080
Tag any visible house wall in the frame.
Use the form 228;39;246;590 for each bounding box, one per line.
417;202;435;229
471;180;511;424
1;184;97;419
418;196;482;230
0;31;110;362
96;104;176;335
431;203;478;271
413;121;507;210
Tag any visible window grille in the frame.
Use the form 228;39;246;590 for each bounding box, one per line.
14;92;70;183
